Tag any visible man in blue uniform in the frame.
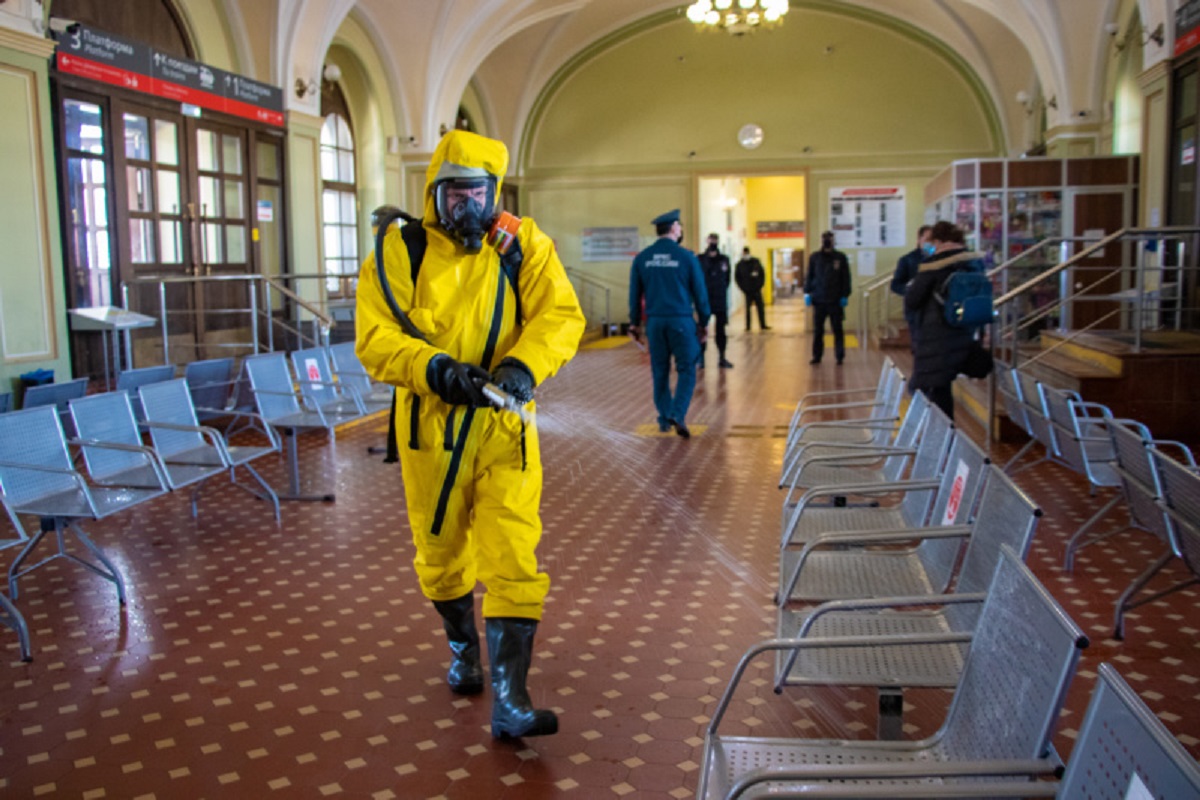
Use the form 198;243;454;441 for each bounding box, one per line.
629;209;711;438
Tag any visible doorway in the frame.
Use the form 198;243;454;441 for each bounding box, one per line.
55;85;286;374
697;174;808;308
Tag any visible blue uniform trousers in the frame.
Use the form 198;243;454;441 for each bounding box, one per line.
646;316;699;426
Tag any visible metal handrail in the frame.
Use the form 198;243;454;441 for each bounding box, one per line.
264;277;335;328
121;273;336;364
564;267;613;333
857;272;900;348
984;225;1200;445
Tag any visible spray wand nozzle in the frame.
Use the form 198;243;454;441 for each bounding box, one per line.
480;382;530;423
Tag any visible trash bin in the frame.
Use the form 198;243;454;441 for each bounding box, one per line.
19;368;53;407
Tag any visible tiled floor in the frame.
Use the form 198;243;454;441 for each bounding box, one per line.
1;298;1197;798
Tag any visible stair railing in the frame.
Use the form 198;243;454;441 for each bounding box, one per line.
857;272;900;350
984;226;1200;444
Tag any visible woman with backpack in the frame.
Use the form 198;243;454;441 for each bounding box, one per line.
904;220;988;421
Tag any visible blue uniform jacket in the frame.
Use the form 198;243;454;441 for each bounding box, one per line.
629;238;711;325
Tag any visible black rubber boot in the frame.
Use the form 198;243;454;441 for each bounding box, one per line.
486;618;558;738
432;594;484;695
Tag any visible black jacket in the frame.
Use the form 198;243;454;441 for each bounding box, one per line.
805;248;851;304
735;256;765;294
697;247;732;312
905;248;987;389
890;248;923;297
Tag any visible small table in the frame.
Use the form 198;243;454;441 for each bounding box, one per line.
68;307;158;390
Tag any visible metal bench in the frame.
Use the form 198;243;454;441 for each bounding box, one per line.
721;662;1199;798
115;364;176;424
994;361;1037;472
775;466;1042;738
0;392;11;414
1146;447;1200;634
778;422;980;604
139;378;282;523
70;391;227;519
289;346;368;423
700;546;1088;799
1108;420;1197;639
243;352;357;502
1039;385;1127;571
0;405;168;647
328;341;392;412
21;377;89;437
1008;370;1065;476
778;391;929;497
782;361;905;461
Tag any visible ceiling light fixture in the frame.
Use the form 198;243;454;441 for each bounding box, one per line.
685;0;790;33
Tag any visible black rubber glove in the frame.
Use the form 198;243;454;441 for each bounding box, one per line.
426;354;490;407
490;357;536;405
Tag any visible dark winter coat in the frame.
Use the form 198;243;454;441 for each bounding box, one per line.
697;247;732;313
905;248;987;390
805;248;851;304
735;256;766;294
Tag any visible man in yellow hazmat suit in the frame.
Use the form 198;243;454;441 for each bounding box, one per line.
355;130;585;738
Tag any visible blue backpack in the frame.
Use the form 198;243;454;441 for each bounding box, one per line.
935;269;994;329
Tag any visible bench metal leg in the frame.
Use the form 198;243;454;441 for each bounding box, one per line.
878;688;904;740
1062;495;1124;572
1001;439;1036;474
278;428;335;503
1113;550;1198;640
0;590;31;661
229;464;282;523
9;518;126;605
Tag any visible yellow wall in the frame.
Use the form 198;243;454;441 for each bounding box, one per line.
525;179;690;323
525;8;997;174
746;175;806;304
521;6;999;322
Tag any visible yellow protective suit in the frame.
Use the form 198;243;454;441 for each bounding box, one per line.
355;131;585;620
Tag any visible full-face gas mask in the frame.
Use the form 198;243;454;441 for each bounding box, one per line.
434;175;497;254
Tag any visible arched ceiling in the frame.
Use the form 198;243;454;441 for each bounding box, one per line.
268;0;1175;159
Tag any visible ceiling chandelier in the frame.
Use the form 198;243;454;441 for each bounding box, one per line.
685;0;790;32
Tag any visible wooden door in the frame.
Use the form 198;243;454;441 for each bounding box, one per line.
187;118;253;354
111;100;195;365
1069;191;1127;331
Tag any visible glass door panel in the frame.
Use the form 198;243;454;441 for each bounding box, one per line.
189;120;252;349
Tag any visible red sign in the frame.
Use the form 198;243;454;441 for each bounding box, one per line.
54;25;284;127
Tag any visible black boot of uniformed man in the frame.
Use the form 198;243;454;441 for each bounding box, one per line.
486;618;558;738
432;594;484;695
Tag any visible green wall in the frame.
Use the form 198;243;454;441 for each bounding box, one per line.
0;36;69;397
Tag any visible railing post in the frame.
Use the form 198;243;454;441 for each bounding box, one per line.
1058;240;1072;330
604;286;611;334
120;283;134;370
1134;239;1146;353
159;281;170;364
265;280;275;353
250;280;260;354
1177;239;1186;331
986;319;997;450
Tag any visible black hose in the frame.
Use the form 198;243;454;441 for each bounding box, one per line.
373;208;431;344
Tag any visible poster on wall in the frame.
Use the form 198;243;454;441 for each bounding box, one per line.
581;227;640;261
828;186;906;249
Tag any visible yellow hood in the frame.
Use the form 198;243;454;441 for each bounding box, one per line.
423;130;508;227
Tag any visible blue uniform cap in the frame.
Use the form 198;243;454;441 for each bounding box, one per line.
652;209;681;227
